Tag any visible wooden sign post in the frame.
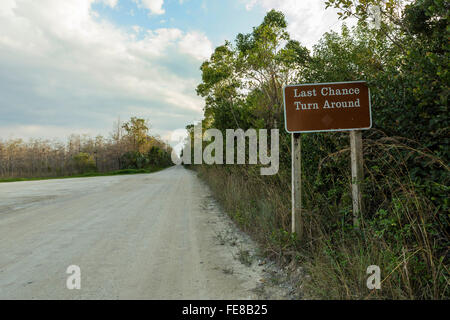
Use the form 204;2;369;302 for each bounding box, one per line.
283;81;372;235
291;132;302;236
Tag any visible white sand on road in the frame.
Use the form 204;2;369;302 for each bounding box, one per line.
0;166;292;299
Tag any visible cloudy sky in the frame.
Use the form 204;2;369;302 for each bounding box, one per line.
0;0;348;145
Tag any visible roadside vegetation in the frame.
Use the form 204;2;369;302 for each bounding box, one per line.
0;168;165;183
189;0;449;299
0;117;173;181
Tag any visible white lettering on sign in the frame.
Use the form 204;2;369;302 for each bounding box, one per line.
321;87;360;96
294;101;319;110
293;86;362;111
294;88;317;98
323;99;360;109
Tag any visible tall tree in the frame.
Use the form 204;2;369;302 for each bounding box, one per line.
122;117;151;153
197;10;310;130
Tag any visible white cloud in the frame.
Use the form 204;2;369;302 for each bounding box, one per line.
99;0;118;8
178;31;213;61
0;0;209;140
134;0;165;15
132;25;142;33
0;125;99;141
243;0;356;49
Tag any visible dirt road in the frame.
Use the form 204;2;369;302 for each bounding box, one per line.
0;166;291;299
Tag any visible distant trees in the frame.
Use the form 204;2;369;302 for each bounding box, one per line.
0;117;173;179
72;152;96;174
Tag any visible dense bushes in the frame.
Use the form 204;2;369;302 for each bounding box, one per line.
72;152;97;174
191;2;448;299
119;146;173;170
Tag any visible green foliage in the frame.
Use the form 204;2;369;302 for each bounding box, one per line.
119;147;172;170
72;152;97;174
193;4;449;299
197;9;310;130
119;117;173;170
120;151;148;169
0;168;158;183
147;145;172;167
122;117;151;153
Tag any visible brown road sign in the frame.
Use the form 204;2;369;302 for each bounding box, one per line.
283;81;372;133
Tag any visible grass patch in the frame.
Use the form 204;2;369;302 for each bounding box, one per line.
192;161;449;300
236;248;254;267
0;167;168;183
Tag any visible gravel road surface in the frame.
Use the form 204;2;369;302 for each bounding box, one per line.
0;166;291;299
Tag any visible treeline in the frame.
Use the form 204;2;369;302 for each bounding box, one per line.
0;117;173;179
191;0;448;299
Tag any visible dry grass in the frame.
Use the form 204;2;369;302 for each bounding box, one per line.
192;134;449;299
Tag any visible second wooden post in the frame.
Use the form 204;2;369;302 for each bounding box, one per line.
350;130;364;229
